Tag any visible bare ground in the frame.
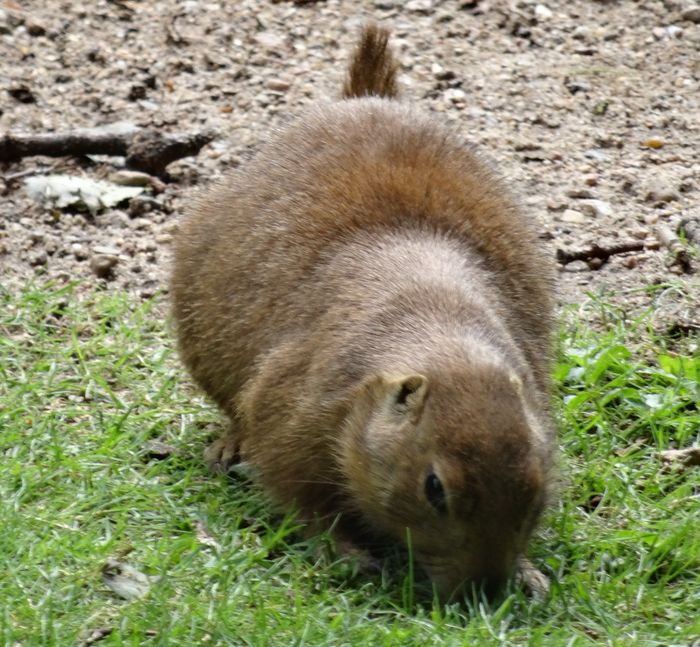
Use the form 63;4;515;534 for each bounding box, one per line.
1;0;698;331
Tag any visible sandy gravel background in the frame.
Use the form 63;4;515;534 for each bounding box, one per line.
1;0;698;329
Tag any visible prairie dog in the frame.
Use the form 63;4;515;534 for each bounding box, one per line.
172;25;556;599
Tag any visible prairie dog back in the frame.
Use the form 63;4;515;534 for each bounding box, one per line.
172;24;555;600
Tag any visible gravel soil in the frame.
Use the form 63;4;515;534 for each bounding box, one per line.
1;0;698;328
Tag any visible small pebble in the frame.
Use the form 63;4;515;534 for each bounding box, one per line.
93;245;121;257
266;78;291;92
534;4;553;21
9;84;36;103
72;243;89;260
110;170;153;187
138;99;159;111
644;178;680;203
29;230;45;244
103;211;130;228
566;188;594;199
90;254;118;279
681;7;700;24
513;140;542;152
565;80;589;95
26;21;47;37
142;441;178;460
406;0;434;14
129;217;152;231
620;178;636;195
29;249;48;266
128;84;148;101
128;197;157;217
87;48;106;64
583;149;608;162
120;240;136;255
563;260;589;272
579;199;613;218
560;209;586;224
431;64;456;81
139;282;158;299
255;32;285;50
572;25;591;41
0;9;12;35
546;199;567;212
44;237;58;255
642;137;664;149
629;228;649;240
444;88;467;106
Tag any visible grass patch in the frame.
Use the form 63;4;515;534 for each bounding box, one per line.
1;283;698;645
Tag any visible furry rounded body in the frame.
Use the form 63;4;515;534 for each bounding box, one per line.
172;30;556;599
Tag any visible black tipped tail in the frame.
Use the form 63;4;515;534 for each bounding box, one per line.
342;24;399;99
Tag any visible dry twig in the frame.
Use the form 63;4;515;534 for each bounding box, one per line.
556;241;645;268
656;224;693;274
0;124;215;176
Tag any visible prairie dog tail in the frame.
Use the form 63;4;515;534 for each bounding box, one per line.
342;24;399;99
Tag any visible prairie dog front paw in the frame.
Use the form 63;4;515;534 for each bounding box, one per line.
205;431;241;474
516;557;550;600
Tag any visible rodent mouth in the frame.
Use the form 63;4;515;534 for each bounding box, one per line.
417;549;516;601
424;567;509;602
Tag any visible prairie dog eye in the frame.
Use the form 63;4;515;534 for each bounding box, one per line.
425;472;447;514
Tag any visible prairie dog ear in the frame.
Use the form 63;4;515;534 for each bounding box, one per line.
386;374;428;416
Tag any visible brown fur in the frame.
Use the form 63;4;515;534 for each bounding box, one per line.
171;24;556;599
342;24;399;99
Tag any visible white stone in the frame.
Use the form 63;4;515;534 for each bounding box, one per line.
535;4;553;20
560;209;586;224
579;199;613;218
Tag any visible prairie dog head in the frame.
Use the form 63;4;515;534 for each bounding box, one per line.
338;350;550;600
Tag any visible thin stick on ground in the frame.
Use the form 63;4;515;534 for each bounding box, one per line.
0;124;215;176
656;224;693;274
556;241;646;267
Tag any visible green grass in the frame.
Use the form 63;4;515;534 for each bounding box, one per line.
1;282;698;646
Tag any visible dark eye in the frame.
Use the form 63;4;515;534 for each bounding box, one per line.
425;472;447;514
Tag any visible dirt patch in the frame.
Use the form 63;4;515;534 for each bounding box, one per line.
1;0;698;328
